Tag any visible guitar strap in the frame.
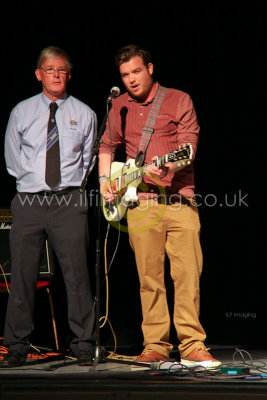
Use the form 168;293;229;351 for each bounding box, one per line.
135;85;168;167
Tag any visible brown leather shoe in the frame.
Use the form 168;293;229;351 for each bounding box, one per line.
181;347;221;367
135;349;168;362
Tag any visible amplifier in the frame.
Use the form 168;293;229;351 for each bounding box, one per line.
0;209;54;281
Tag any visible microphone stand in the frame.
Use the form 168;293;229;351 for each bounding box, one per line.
80;100;112;365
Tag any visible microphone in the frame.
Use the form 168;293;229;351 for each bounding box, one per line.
107;86;120;103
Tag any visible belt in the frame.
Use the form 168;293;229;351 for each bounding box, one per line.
30;187;79;197
153;195;194;206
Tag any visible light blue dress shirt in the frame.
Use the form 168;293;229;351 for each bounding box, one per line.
5;92;97;192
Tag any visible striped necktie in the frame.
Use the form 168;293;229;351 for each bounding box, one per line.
45;102;61;188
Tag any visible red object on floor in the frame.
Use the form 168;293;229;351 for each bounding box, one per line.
0;280;59;350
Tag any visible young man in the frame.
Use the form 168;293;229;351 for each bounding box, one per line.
99;44;220;366
2;46;97;367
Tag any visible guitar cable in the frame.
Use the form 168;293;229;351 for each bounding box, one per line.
0;263;10;293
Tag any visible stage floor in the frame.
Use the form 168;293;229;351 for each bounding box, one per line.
1;345;267;399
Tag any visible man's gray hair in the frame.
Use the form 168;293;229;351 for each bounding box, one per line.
37;46;72;69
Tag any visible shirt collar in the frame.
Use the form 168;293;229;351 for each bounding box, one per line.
127;82;159;105
41;92;68;109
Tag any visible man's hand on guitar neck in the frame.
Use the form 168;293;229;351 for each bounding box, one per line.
146;156;170;179
147;154;186;180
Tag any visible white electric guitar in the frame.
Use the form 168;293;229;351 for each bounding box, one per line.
102;143;193;222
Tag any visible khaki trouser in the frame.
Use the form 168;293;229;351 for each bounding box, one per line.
127;199;206;358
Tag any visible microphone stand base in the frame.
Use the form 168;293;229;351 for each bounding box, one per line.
93;345;107;366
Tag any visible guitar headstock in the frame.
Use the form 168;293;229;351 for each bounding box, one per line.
168;143;193;167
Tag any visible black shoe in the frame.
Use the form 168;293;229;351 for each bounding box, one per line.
77;349;94;366
1;350;27;367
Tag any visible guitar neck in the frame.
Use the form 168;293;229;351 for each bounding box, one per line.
123;156;168;186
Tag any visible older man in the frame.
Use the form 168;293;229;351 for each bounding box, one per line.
2;46;97;367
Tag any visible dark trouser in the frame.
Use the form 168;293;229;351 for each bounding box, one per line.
4;189;95;355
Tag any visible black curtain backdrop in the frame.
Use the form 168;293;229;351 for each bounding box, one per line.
0;0;266;352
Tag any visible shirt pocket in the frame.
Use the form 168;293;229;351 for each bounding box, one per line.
155;114;177;135
60;128;85;158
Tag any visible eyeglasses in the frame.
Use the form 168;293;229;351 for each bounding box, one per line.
40;67;70;75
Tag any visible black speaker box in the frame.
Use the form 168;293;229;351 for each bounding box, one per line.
0;209;54;281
